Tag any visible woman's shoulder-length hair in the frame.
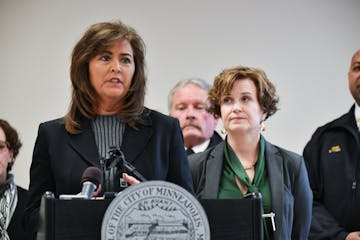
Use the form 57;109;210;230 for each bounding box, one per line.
65;21;147;134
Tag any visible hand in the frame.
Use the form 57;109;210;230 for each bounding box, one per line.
93;184;102;197
346;232;360;240
76;184;103;199
123;173;140;185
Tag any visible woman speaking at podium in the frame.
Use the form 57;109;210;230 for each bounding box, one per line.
188;66;312;239
24;20;194;238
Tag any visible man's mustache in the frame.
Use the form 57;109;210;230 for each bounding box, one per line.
182;121;201;130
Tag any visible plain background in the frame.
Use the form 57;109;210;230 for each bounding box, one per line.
1;0;360;189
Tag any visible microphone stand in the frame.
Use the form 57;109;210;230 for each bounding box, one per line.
108;147;147;182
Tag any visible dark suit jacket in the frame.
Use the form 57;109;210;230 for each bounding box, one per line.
188;140;312;239
24;109;194;236
7;186;28;240
186;131;223;156
207;131;223;150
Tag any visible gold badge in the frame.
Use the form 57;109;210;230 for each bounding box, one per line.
328;145;341;153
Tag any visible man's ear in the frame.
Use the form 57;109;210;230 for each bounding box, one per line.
8;151;14;164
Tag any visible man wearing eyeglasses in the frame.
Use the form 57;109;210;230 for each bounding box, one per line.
0;119;28;240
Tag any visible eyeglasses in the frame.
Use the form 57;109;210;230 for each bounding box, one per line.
0;140;9;152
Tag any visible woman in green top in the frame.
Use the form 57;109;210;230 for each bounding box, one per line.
188;66;312;239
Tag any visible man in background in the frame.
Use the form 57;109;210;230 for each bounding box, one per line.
0;119;27;240
303;49;360;240
169;78;222;155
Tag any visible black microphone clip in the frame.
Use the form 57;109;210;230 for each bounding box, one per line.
101;147;147;193
108;147;147;182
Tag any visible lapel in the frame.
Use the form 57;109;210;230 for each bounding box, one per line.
121;113;153;163
264;140;283;235
207;131;223;149
204;142;225;198
332;105;360;145
68;118;100;167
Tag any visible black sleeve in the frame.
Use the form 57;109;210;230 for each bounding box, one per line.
303;133;349;240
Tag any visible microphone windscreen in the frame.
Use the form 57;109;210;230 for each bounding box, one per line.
81;167;102;186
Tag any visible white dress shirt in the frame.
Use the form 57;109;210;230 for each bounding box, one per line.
185;139;210;154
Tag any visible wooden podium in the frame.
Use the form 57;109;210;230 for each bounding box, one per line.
37;193;263;240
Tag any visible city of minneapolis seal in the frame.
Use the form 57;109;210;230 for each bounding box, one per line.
101;180;210;240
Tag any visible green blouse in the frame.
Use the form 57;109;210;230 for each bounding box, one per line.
218;135;273;239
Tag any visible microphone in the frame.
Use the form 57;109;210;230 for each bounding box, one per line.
80;166;102;199
59;167;102;200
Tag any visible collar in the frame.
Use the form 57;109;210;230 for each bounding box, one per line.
187;139;210;153
355;103;360;130
0;174;14;195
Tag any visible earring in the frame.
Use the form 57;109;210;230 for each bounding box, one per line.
260;121;266;132
221;127;227;135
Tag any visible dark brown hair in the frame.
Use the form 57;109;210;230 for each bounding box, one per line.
65;21;147;134
208;66;279;119
0;119;22;171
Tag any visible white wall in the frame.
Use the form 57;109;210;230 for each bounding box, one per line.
1;0;359;188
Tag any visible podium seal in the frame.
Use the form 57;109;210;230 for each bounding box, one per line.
101;180;210;240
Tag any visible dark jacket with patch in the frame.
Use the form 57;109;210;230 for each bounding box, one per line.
303;105;360;239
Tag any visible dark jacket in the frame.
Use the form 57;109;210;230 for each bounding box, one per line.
7;186;28;240
24;109;194;237
207;131;223;149
186;131;223;156
303;105;360;239
189;140;312;239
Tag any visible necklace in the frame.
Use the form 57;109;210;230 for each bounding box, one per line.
243;165;254;170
